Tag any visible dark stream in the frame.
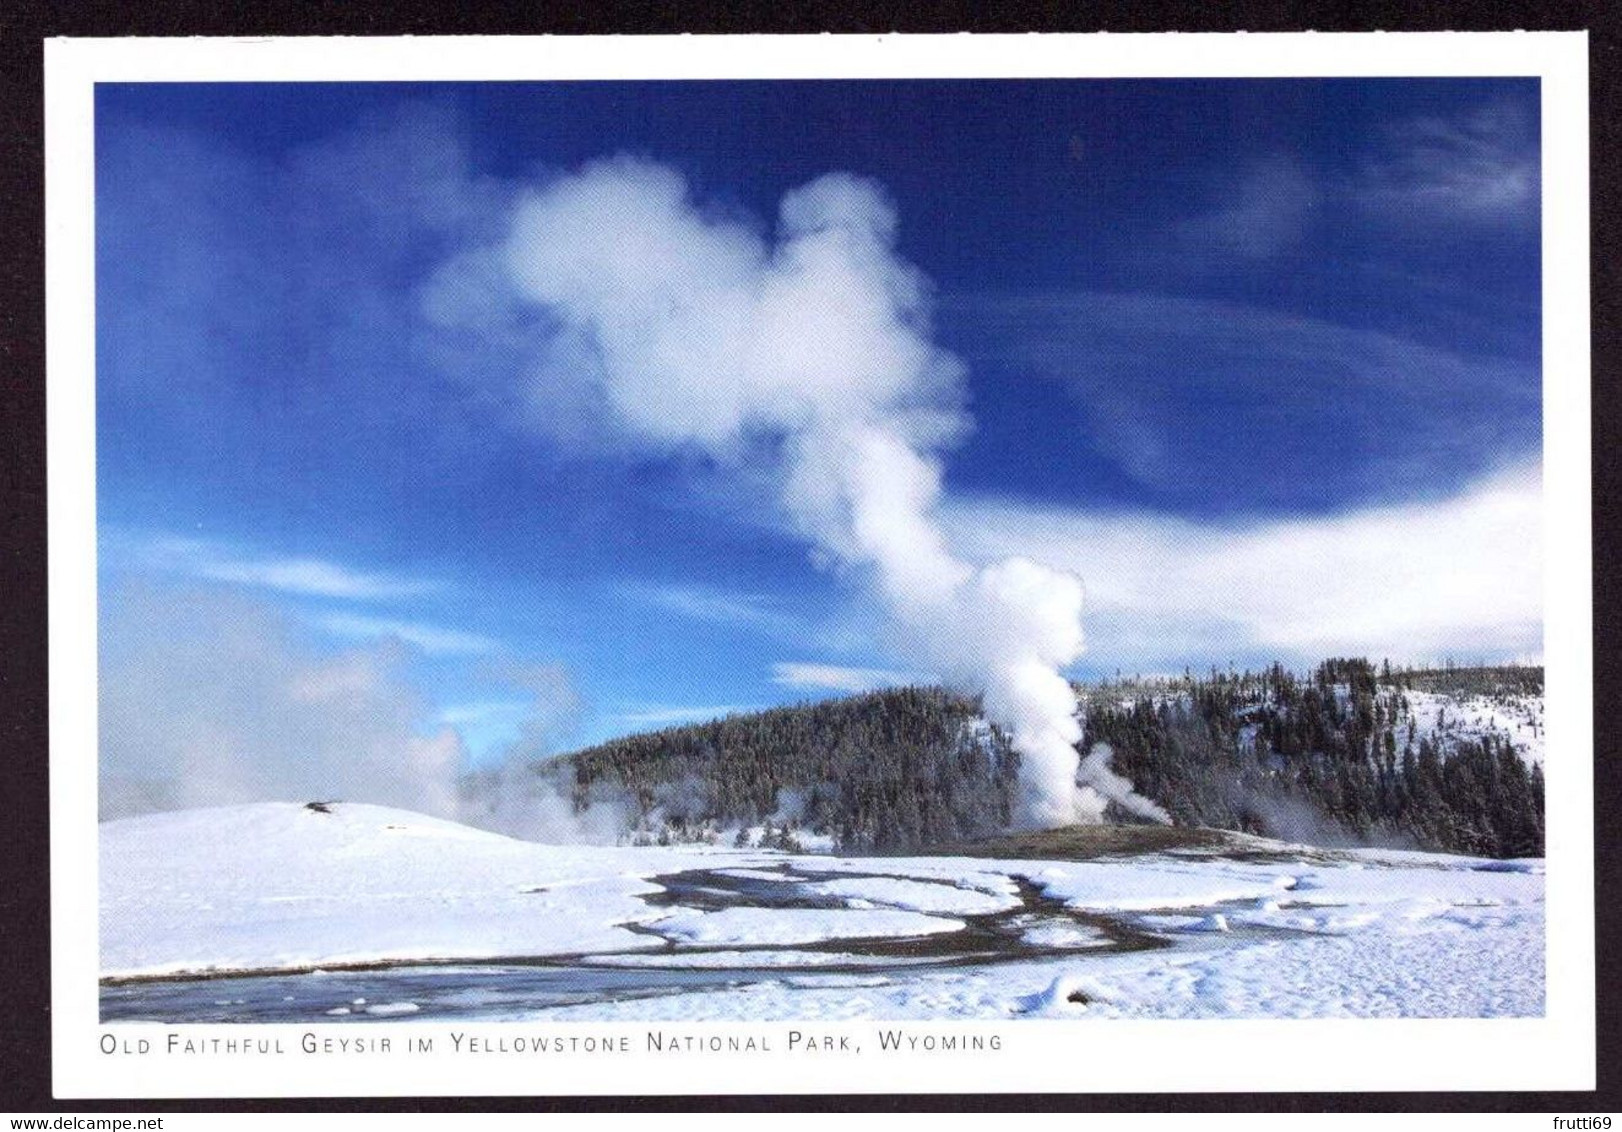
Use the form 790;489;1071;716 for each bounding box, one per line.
102;864;1177;1023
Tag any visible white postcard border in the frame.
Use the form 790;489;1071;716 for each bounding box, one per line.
46;31;1594;1098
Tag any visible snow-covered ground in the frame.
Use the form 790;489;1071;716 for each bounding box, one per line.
795;875;1019;915
99;803;773;978
1402;690;1545;765
101;802;1544;1019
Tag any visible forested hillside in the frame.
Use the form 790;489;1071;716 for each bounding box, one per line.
1085;659;1544;857
557;686;1020;851
508;659;1543;857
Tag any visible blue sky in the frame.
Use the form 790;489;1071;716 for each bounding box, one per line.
96;79;1542;781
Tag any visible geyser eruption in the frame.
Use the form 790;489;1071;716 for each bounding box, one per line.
500;157;1161;828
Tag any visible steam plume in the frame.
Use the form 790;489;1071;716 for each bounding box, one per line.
501;158;1160;828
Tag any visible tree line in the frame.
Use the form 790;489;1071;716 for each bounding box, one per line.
1087;658;1544;857
558;685;1019;851
532;658;1543;857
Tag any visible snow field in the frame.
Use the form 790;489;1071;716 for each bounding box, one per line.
101;803;775;978
102;802;1544;1019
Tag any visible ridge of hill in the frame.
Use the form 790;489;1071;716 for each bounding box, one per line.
468;659;1543;857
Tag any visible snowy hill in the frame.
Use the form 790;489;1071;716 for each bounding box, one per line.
100;802;763;979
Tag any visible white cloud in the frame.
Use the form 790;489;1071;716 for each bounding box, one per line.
316;612;499;655
770;661;919;694
1356;101;1538;222
621;581;803;639
437;700;530;727
1177;154;1319;262
198;558;433;600
140;534;439;601
502;159;968;458
99;585;467;820
943;460;1542;669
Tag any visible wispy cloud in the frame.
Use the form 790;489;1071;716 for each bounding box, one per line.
315;612;500;656
1176;154;1320;263
139;534;440;601
1355;101;1538;222
770;661;920;694
943;460;1541;669
621;581;803;638
198;559;437;601
100;103;517;432
950;290;1537;503
1162;101;1535;272
610;704;761;729
436;665;583;765
437;700;530;727
482;661;583;758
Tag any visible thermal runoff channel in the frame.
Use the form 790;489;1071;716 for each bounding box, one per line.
499;159;1154;829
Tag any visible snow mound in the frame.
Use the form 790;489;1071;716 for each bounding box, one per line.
798;875;1019;916
1018;922;1111;950
1018;973;1104;1015
99;801;774;979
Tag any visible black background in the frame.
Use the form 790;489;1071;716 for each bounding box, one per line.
1;0;1616;1114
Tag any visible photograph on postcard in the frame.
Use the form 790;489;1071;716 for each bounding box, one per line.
89;72;1555;1028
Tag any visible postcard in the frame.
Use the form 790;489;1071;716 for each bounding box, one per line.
46;31;1594;1098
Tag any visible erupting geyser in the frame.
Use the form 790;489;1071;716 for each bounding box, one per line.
500;157;1163;828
